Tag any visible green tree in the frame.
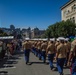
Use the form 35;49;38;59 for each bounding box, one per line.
45;20;76;38
0;29;8;36
0;29;3;33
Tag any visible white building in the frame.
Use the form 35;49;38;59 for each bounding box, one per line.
61;0;76;23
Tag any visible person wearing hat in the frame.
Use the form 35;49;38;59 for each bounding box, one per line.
64;38;70;66
37;41;42;60
34;41;38;57
30;40;35;54
46;39;56;70
55;38;60;56
68;38;76;75
55;38;60;49
41;40;47;63
23;40;31;64
55;37;67;75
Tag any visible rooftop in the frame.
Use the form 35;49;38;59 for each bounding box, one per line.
61;0;76;10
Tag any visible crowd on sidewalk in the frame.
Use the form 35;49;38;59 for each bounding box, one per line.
0;39;22;60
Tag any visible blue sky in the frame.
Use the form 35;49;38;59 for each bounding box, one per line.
0;0;69;29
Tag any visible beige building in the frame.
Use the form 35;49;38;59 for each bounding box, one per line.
61;0;76;23
31;27;45;38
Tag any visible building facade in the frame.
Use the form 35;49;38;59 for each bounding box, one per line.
21;27;31;39
61;0;76;23
31;27;45;38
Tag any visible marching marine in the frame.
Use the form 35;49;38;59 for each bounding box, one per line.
68;38;76;75
55;37;67;75
41;39;47;63
23;40;31;64
46;39;56;70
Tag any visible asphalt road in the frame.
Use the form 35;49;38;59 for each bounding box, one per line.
0;51;71;75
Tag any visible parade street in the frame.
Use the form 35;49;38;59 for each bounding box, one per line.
0;51;70;75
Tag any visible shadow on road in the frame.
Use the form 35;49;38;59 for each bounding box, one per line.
63;66;70;69
31;61;45;64
5;60;18;64
30;61;49;65
0;71;8;75
14;50;24;56
0;50;24;73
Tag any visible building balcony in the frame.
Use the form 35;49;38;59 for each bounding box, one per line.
66;9;76;18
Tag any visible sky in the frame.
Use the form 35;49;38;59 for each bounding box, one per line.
0;0;69;30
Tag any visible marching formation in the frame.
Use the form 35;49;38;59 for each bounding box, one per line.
23;37;76;75
0;37;76;75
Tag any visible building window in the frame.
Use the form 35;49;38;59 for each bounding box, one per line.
72;17;75;23
70;17;75;23
64;10;70;16
72;4;76;11
74;4;76;9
